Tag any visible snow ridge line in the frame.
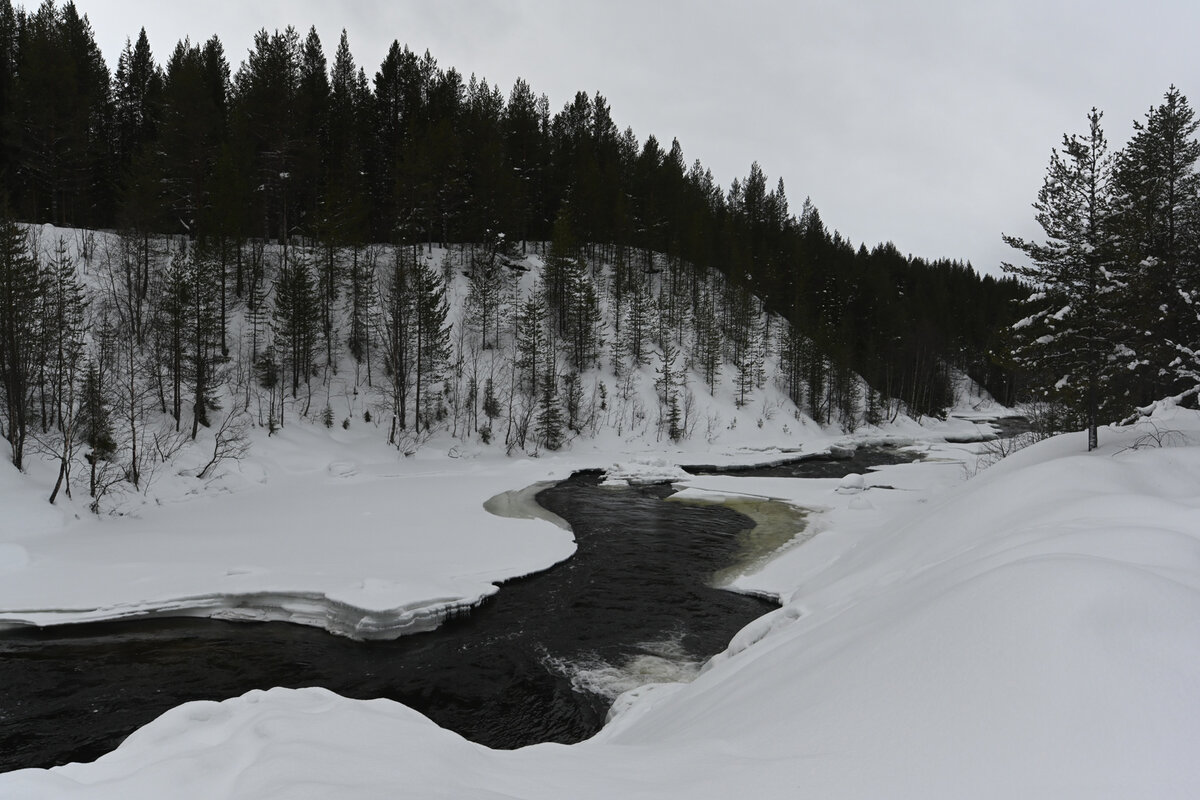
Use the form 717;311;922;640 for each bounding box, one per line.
0;589;491;641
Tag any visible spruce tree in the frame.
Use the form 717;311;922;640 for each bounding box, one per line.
482;375;500;423
186;244;226;437
8;1;111;226
779;320;806;409
38;235;86;434
692;280;722;392
1004;108;1119;450
506;281;547;449
562;253;603;373
233;27;301;243
729;286;761;408
536;338;563;450
621;267;653;369
39;234;86;502
1110;87;1200;405
654;292;681;436
272;248;320;401
76;359;115;500
159;36;230;238
410;255;451;433
0;213;42;469
379;250;412;444
466;229;510;350
153;248;189;428
346;245;378;379
112;28;163;173
515;283;547;402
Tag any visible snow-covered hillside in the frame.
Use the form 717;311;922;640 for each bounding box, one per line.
0;223;896;637
6;222;902;517
6;225;1197;798
4;404;1200;798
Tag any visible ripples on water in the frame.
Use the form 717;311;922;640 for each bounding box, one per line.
0;474;776;771
0;447;925;772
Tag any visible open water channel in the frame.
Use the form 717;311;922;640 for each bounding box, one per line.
0;446;920;772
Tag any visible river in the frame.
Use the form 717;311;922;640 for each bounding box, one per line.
0;446;921;772
0;473;777;770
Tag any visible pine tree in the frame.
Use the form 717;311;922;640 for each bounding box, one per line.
233;26;301;243
76;359;115;500
159;36;230;238
657;338;683;441
621;267;653;369
37;235;86;434
729;286;761;408
112;28;163;173
481;375;501;422
41;234;87;502
503;78;547;251
536;337;563;450
692;279;722;392
346;245;378;378
8;1;111;226
325;30;369;250
152;248;189;428
562;253;603;372
505;281;547;449
654;292;682;437
1004;108;1120;450
1110;87;1200;405
0;213;43;469
272;247;320;401
294;26;329;239
515;283;547;401
562;371;583;434
327;31;372;372
466;229;511;350
378;250;412;444
779;320;806;409
410;255;451;433
186;244;226;437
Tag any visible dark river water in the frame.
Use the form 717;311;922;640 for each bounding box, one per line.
0;446;924;773
0;473;779;772
684;442;922;477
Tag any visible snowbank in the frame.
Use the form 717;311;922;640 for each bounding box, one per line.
0;423;579;639
6;409;1200;797
601;457;693;485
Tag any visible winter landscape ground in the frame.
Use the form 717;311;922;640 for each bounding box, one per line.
4;10;1200;795
3;394;1200;798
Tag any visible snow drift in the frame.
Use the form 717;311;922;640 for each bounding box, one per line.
5;407;1200;798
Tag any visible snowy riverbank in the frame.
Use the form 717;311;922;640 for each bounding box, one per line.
0;421;582;639
6;407;1200;797
0;403;979;638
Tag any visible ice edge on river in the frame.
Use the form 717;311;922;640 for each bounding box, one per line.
0;482;575;641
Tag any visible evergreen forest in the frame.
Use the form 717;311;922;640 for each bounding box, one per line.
0;2;1028;508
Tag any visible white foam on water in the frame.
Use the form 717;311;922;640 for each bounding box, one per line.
546;632;702;700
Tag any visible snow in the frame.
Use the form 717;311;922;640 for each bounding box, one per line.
834;471;865;492
4;224;1198;796
6;405;1200;797
0;422;580;639
601;457;693;485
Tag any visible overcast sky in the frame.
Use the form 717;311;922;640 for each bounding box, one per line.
68;0;1200;275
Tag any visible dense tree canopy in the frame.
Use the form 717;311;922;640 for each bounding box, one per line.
0;1;1019;429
